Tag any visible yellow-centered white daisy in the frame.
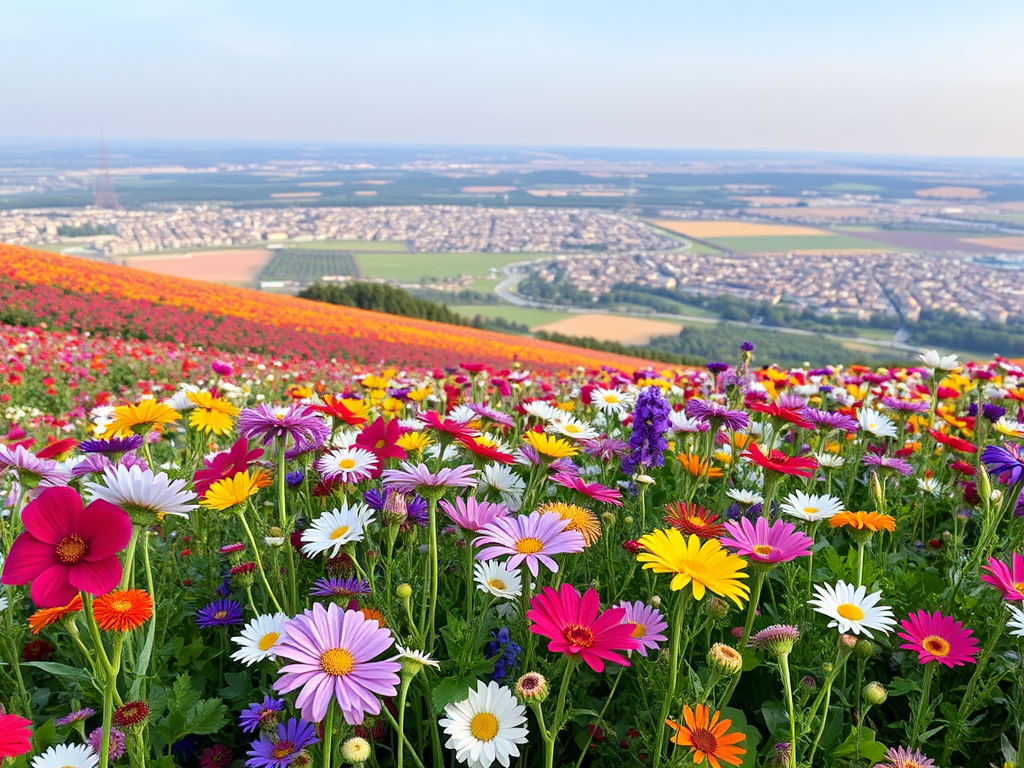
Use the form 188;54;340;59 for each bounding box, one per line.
474;560;523;600
546;416;599;441
32;744;99;768
315;446;379;484
780;491;844;522
230;612;288;666
439;680;529;768
809;580;896;638
301;502;375;557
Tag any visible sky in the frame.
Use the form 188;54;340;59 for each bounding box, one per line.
1;0;1022;157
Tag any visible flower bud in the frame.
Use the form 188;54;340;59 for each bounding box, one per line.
977;465;993;503
708;643;743;676
751;624;799;657
515;672;550;704
636;474;655;486
863;681;888;706
822;662;834;674
854;639;875;659
382;492;408;527
228;562;256;589
601;512;616;527
800;675;817;691
649;595;662;608
704;597;730;621
623;515;634;526
397;583;413;600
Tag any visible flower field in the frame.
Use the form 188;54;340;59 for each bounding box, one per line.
0;245;644;372
5;298;1024;768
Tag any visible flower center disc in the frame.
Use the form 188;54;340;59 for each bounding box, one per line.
488;578;506;591
753;544;774;556
469;712;499;741
331;526;350;540
689;727;719;755
272;741;295;759
111;600;133;613
563;623;595;649
55;534;88;564
258;632;280;651
375;439;386;449
836;603;865;621
515;537;543;554
321;648;355;676
338;458;357;470
214;611;227;620
630;623;647;639
922;635;951;657
1014;582;1024;594
803;507;818;515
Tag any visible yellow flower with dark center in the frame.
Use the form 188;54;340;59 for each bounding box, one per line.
536;501;601;546
397;431;432;452
523;432;578;459
637;528;749;605
202;470;263;511
103;399;180;438
187;391;240;435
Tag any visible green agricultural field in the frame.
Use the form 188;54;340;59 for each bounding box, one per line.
259;249;359;282
446;304;572;328
466;277;502;294
285;239;409;252
828;182;885;192
709;234;891;252
356;252;543;282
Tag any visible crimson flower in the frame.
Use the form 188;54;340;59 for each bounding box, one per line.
527;583;639;672
417;411;478;442
663;502;724;540
929;430;976;454
741;443;817;478
748;401;813;430
354;417;407;474
1;486;132;607
551;472;623;506
457;435;516;465
193;438;264;497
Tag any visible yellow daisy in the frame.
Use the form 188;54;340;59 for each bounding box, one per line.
636;528;749;605
397;431;433;453
201;470;264;511
522;431;578;459
103;399;180;438
187;391;240;436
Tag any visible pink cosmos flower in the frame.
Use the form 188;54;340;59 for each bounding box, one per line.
897;610;979;668
381;462;477;494
1;486;132;607
273;602;401;724
981;554;1024;601
616;600;669;657
550;472;623;506
720;517;813;565
527;584;640;672
438;497;510;533
475;511;585;576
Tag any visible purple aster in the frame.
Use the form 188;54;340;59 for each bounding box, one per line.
273;603;401;724
196;599;244;628
982;443;1024;485
0;444;69;488
79;435;145;455
616;600;668;657
685;399;749;432
983;403;1007;422
879;397;930;413
88;726;126;760
237;404;329;460
239;697;285;734
706;362;730;374
310;577;372;598
475;511;586;576
55;708;95;726
622;386;671;476
380;461;477;494
581;437;629;462
741;341;755;352
466;402;515;428
245;718;318;768
804;408;858;433
862;453;913;476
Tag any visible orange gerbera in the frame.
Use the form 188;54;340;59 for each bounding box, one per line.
829;511;896;533
93;589;154;632
28;594;84;634
677;453;723;479
666;704;746;768
663;502;725;540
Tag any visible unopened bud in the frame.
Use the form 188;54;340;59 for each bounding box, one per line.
977;465;993;503
623;515;634;526
601;512;616;527
396;583;413;600
515;672;550;704
649;595;662;608
382;492;409;526
854;639;874;659
636;474;655;486
863;681;888;706
708;643;743;676
822;662;834;674
704;597;730;621
870;471;884;508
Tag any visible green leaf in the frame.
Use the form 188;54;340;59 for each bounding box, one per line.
740;648;761;672
130;615;159;700
183;699;228;737
431;675;480;714
31;719;56;753
21;661;95;685
886;676;919;697
760;700;788;737
567;708;602;723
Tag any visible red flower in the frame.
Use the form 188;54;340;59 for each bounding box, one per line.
457;435;515;465
193;438;264;497
35;438;79;460
308;395;368;427
663;502;725;540
929;430;976;454
748;400;813;430
418;411;476;442
551;472;623;506
527;583;640;672
0;713;32;759
355;416;408;467
741;443;817;478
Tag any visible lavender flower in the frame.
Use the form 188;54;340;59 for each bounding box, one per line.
239;697;285;734
196;599;244;628
862;453;913;476
685;399;749;432
622;387;671;476
88;726;126;759
55;708;95;726
381;462;477;494
237;404;329;460
0;445;70;488
805;408;858;433
310;578;372;598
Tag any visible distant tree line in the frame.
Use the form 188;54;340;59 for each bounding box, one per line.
908;310;1024;357
299;282;471;326
56;223;109;237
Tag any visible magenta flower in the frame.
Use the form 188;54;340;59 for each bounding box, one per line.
720;517;812;565
981;554;1024;601
527;584;639;672
438;497;510;533
273;602;401;724
1;486;132;607
237;404;329;460
616;600;668;657
380;462;477;494
550;472;623;506
897;610;979;668
475;511;585;576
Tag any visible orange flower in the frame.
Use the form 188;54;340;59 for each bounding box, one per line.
93;589;154;632
663;502;725;540
28;594;83;635
677;453;723;479
666;704;746;768
830;511;896;533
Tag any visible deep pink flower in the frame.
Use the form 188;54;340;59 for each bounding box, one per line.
897;610;979;668
527;583;640;672
720;517;812;565
1;486;132;607
193;438;264;497
981;554;1024;601
355;417;408;468
551;472;623;506
438;497;509;533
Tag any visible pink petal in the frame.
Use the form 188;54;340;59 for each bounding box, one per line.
78;500;132;559
1;534;56;585
22;487;81;545
30;563;77;608
69;556;122;596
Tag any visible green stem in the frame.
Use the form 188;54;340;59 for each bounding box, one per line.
545;659;578;768
573;667;624;768
653;590;690;768
322;701;335;768
720;570;766;708
397;676;413;768
99;634;125;768
277;441;298;614
120;527;141;590
856;540;866;588
426;496;439;653
778;653;797;768
237;509;284;613
910;662;936;750
380;698;426;768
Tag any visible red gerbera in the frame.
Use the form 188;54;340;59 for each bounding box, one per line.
193;438;265;497
527;583;640;672
741;443;817;478
663;502;725;539
929;429;976;454
308;395;368;427
457;435;515;465
1;486;132;608
417;411;477;442
35;437;79;460
748;400;813;430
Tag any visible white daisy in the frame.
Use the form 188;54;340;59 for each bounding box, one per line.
591;388;635;415
301;502;374;557
230;612;288;666
917;477;946;498
315;446;379;484
919;350;960;371
545;416;598;442
1007;605;1024;638
396;644;441;672
474;561;523;600
32;744;98;768
84;464;196;520
815;452;846;469
808;581;896;638
780;491;844;522
669;411;708;433
164;384;201;412
994;417;1024;438
857;408;897;439
448;405;481;424
440;680;529;768
726;488;764;507
0;595;8;612
477;464;525;512
521;400;562;422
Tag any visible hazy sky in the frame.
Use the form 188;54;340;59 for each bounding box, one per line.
2;0;1022;157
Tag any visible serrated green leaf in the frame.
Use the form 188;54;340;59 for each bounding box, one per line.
431;675;480;714
183;699;228;736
